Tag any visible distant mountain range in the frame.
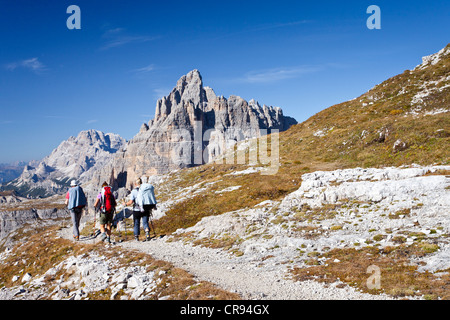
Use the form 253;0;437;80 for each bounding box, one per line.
0;162;27;184
1;130;125;198
1;69;297;198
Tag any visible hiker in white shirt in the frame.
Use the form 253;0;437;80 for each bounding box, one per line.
125;178;156;241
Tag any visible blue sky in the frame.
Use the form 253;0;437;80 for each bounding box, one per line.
0;0;449;163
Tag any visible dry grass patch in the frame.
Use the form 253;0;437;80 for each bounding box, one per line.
193;234;242;251
156;266;240;300
290;244;450;299
291;203;341;223
155;168;298;235
0;201;67;212
0;224;92;288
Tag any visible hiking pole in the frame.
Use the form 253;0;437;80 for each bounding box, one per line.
92;207;96;238
93;206;96;237
123;206;127;242
92;206;96;244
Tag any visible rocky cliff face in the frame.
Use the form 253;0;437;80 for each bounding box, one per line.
0;207;68;239
93;70;297;189
3;130;125;197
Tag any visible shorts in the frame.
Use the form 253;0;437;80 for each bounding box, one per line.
99;211;114;225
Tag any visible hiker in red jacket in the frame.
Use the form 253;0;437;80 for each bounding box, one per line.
93;181;116;244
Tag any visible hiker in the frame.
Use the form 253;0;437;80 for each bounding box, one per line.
125;178;157;241
65;180;87;241
93;182;116;244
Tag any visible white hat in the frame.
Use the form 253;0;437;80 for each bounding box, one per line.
70;180;78;187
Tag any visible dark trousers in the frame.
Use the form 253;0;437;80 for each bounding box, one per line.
132;205;156;236
133;211;150;236
70;208;83;237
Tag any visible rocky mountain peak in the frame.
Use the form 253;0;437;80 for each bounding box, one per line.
416;43;450;70
155;69;207;123
176;69;203;94
93;70;297;188
67;129;124;152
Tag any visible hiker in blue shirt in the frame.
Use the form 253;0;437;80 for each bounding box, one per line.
65;180;87;241
125;178;157;241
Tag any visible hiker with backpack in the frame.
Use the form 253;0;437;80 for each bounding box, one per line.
125;178;157;241
93;182;117;244
65;180;87;241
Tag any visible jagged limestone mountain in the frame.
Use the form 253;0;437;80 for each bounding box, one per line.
92;69;297;189
2;130;125;198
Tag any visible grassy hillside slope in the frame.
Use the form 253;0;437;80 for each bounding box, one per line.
155;44;449;235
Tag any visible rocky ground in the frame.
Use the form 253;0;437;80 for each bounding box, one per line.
130;164;449;299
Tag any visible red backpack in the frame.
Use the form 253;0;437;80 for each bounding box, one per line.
101;186;116;213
